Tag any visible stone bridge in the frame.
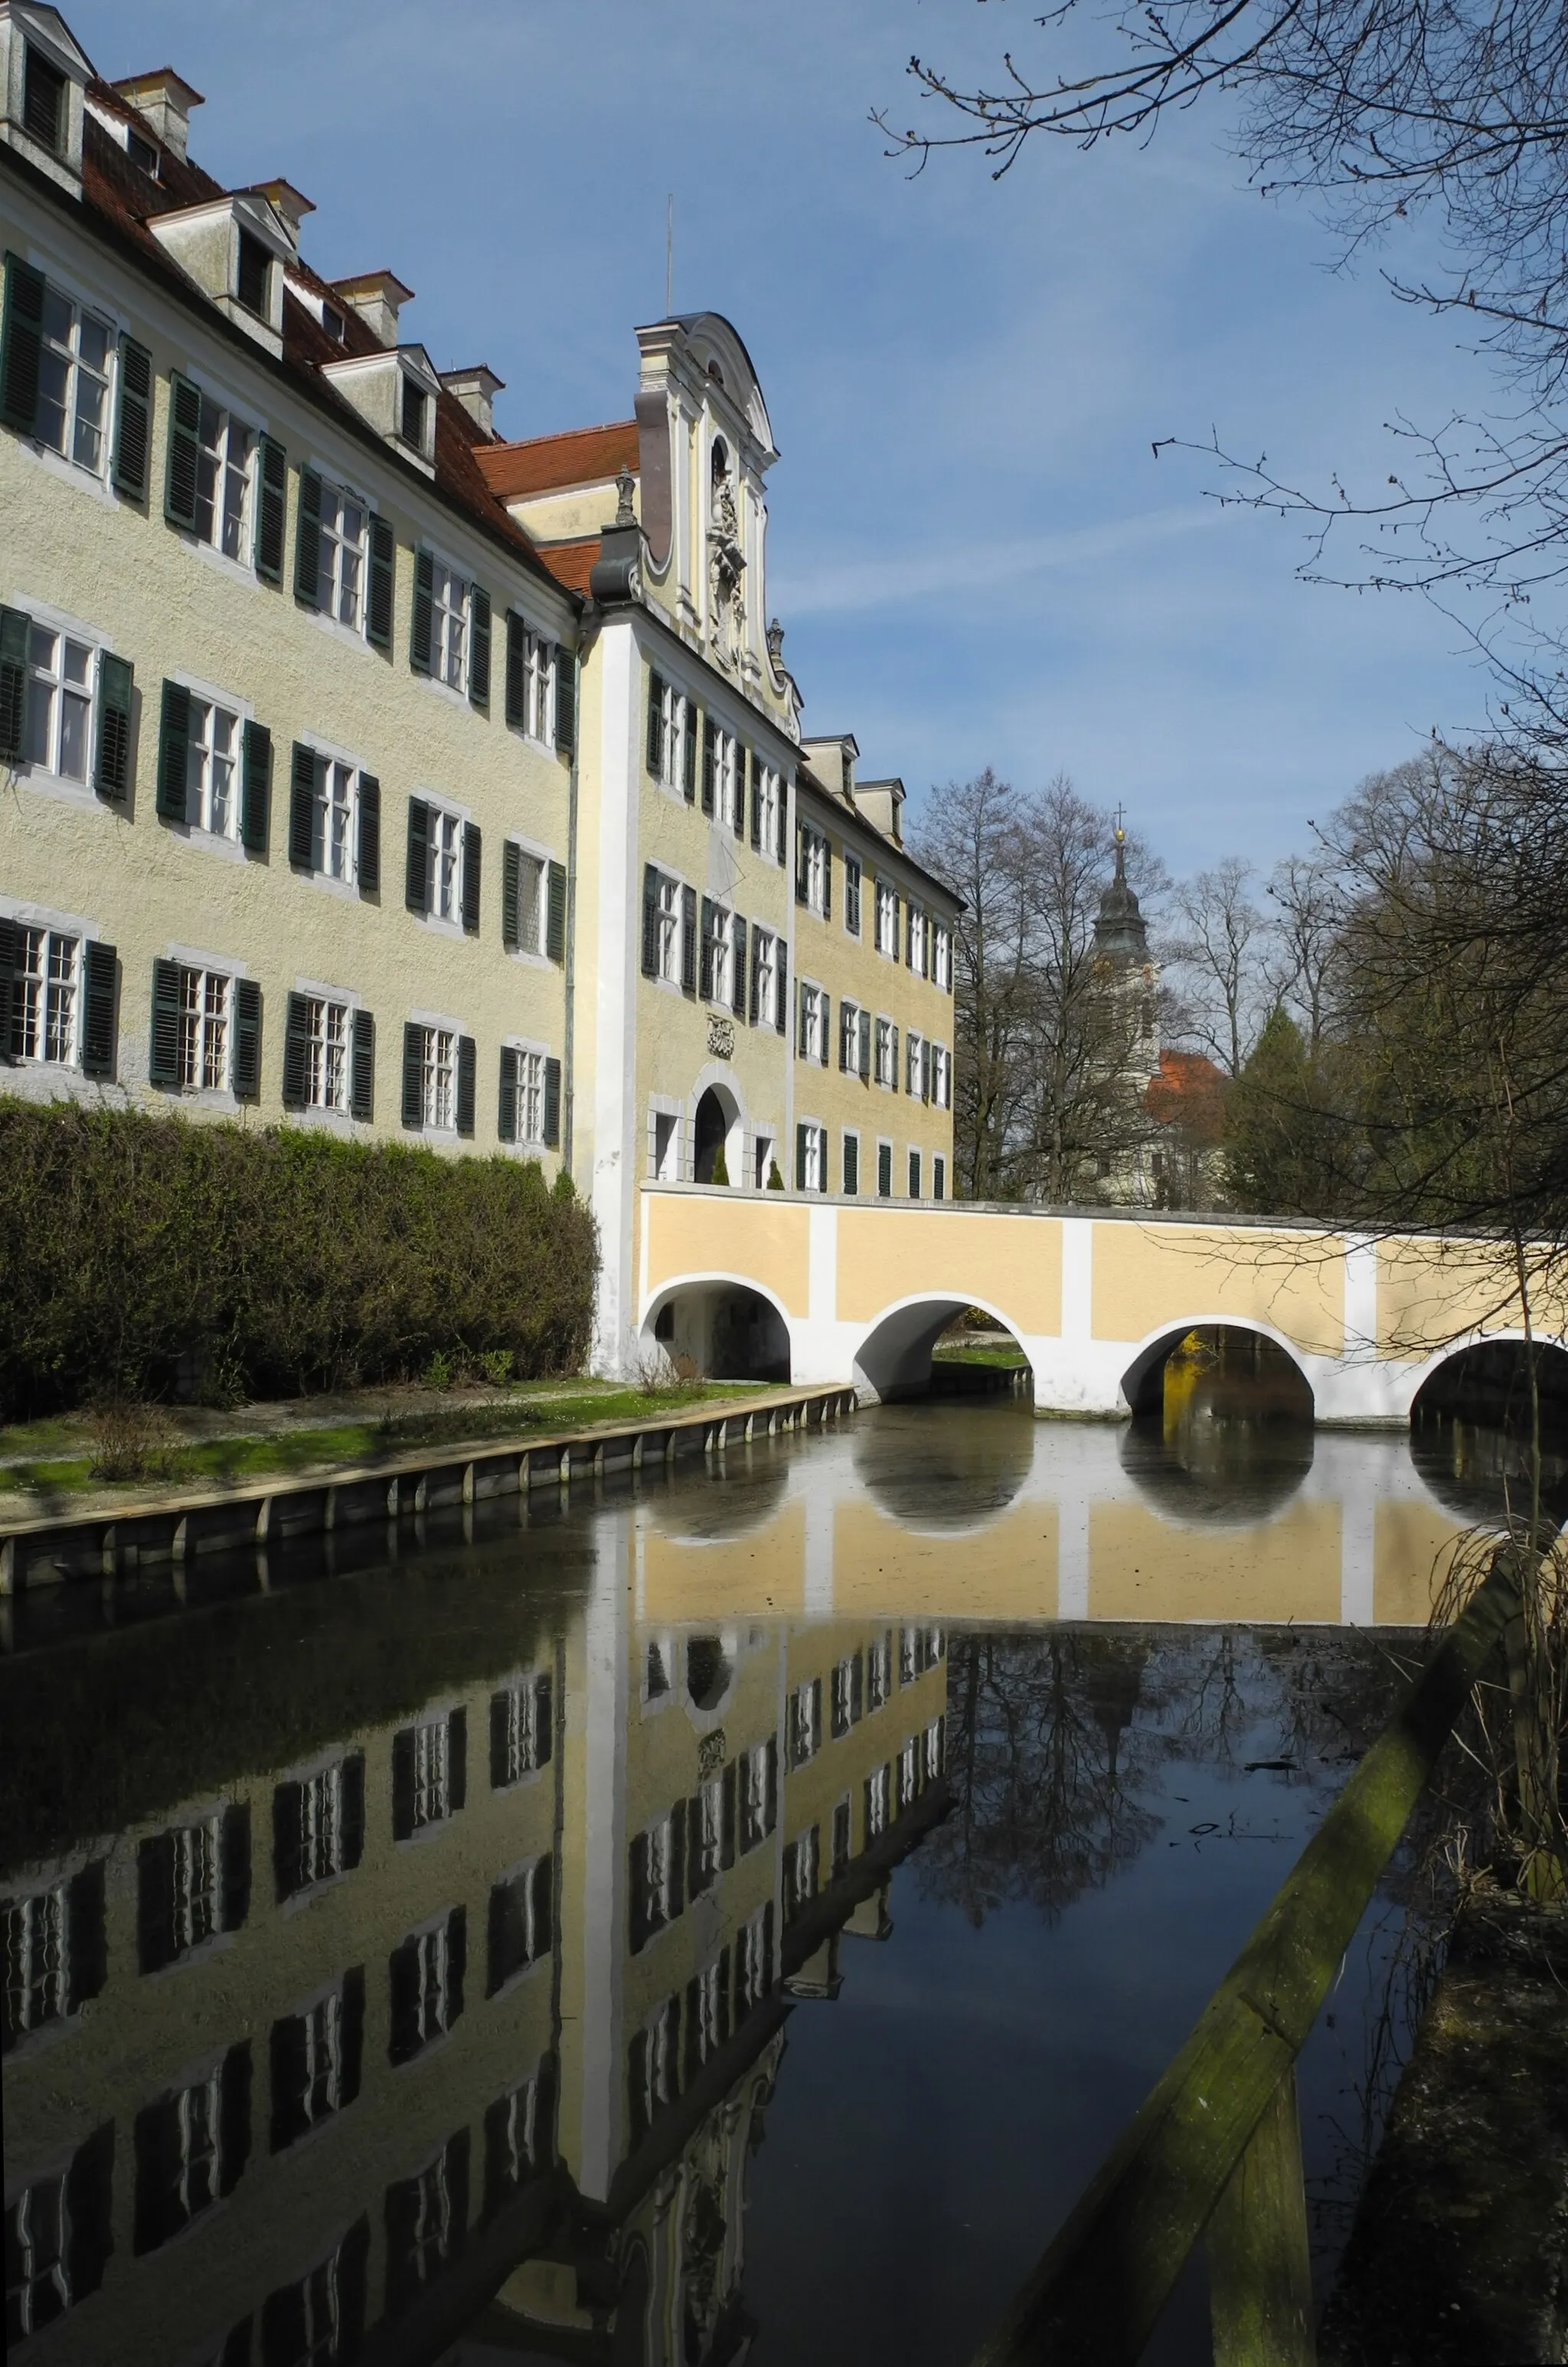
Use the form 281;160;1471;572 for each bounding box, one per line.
635;1186;1560;1424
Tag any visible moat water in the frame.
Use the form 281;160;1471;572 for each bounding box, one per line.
1;1386;1527;2367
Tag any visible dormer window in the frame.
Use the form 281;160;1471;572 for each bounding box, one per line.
21;41;62;149
321;302;345;344
125;124;158;176
236;230;271;318
321;345;439;475
400;376;427;453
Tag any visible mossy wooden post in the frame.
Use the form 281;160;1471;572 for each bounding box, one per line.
1207;2069;1315;2366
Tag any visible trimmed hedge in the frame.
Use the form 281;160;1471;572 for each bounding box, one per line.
0;1100;599;1419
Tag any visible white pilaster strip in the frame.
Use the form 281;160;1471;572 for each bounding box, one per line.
1057;1483;1091;1620
803;1486;835;1619
1339;1470;1378;1626
1342;1234;1378;1368
590;620;640;1374
578;1528;629;2199
1061;1218;1094;1342
807;1203;838;1327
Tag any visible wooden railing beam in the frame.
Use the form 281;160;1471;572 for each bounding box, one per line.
1207;2068;1315;2367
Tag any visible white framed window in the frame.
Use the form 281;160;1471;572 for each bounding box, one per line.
784;1826;819;1920
752;927;778;1027
924;1716;946;1785
932;1043;952;1110
186;697;240;836
285;1761;353;1895
736;1903;773;2013
689;1774;725;1898
655;678;694;792
37;285;112;476
933;922;952;990
875;1018;896;1089
739;1736;776;1852
799;822;827;914
865;1762;890;1841
4;1886;67;2038
897;1735;920;1811
508;848;545;954
633;1996;680;2134
787;1676;821;1767
706;904;733;1005
511;1046;546;1145
867;1633;891;1710
652;1108;680;1179
405;1715;452;1829
169;1816;223;1957
179;969;231;1093
430;557;468;691
315;481;367;628
874;879;897;956
689;1955;726;2071
427;807;462;924
799;982;826;1064
524;629;555;742
391;1918;461;2058
717;727;743;830
24;623;93;781
652;873;681;983
6;2174;70;2336
492;1673;551;1787
8;926;78;1064
906;1029;925;1097
290;1990;345;2133
173;2066;226;2223
313;759;358;883
831;1651;864;1736
909;904;929;973
302;997;349;1111
844;853;862;936
387;2137;461;2289
798;1120;827;1193
756;763;782;856
193;391;255;561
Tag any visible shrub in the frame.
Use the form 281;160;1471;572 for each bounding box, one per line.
0;1100;599;1421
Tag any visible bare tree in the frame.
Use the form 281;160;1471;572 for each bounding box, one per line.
1264;851;1342;1057
1168;858;1269;1075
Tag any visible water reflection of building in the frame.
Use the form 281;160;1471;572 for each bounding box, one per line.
2;1522;948;2366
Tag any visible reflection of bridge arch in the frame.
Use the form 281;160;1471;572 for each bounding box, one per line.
1117;1317;1316;1420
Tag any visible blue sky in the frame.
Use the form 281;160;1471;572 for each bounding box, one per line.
66;0;1504;874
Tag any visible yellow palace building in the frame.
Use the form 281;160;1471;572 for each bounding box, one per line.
0;4;959;1373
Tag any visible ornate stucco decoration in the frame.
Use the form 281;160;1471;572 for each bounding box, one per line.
707;468;744;669
706;1014;736;1060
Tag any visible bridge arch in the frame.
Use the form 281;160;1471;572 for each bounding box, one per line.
850;1290;1027;1403
640;1269;792;1382
1118;1317;1316;1420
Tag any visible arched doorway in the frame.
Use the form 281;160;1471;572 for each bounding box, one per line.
644;1281;792;1381
693;1087;732;1185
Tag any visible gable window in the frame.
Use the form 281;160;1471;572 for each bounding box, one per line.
486;1856;552;1994
36;286;111;474
391;1710;465;1839
235;230;271;318
738;1736;778;1853
797;821;828;915
874;879;898;956
844;853;862;936
489;1673;553;1788
24;623;92;781
400;375;427;452
933;922;952;990
22;44;67;152
273;1757;365;1901
388;1911;466;2065
270;1972;364;2150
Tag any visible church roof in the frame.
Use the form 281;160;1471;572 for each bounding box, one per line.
1093;836;1149;963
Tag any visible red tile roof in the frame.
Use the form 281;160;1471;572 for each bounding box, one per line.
66;90;568;600
1147;1049;1227;1139
530;536;603;597
477;420;639;502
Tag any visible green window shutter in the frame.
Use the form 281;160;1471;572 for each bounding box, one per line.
543;1057;561;1149
367;515;395;649
795;826;808;905
501;839;521;950
356;773;379;890
0;917;15;1058
80;940;116;1078
253;433;286;582
240;719;271;852
111;336;152;499
155;680;190;820
748;920;762;1023
698;897;715;1000
680;885;697;996
701;715;715;816
234;979;262;1100
405;798;430;911
844;1134;859;1196
505;612;525;729
906;902;916;969
641;863;659;978
0;604;29;760
294;468;322;605
823;842;832;924
858;1009;871;1079
456;1035;476;1137
410;547;434;674
732;915;747;1015
748;751;760;851
282;992;309;1108
401;1022;423;1127
0;253;45;436
349;1009;374;1121
878;1141;892;1198
288;741;316;870
95;652;134;800
796;981;808;1060
163;373;201;531
498;1045;518;1143
462;822;482;934
795;1124;807;1191
554;646;577;756
681;705;696;803
149;958;181;1087
469;586;492;711
646;669;665;775
820;992;831;1067
546;861;567;963
890;1024;900;1093
838;999;851;1073
774;940;787;1037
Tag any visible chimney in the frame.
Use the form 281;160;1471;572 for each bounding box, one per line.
111;68;204;164
329;270;415;351
439;365;505;441
253;178;314;257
